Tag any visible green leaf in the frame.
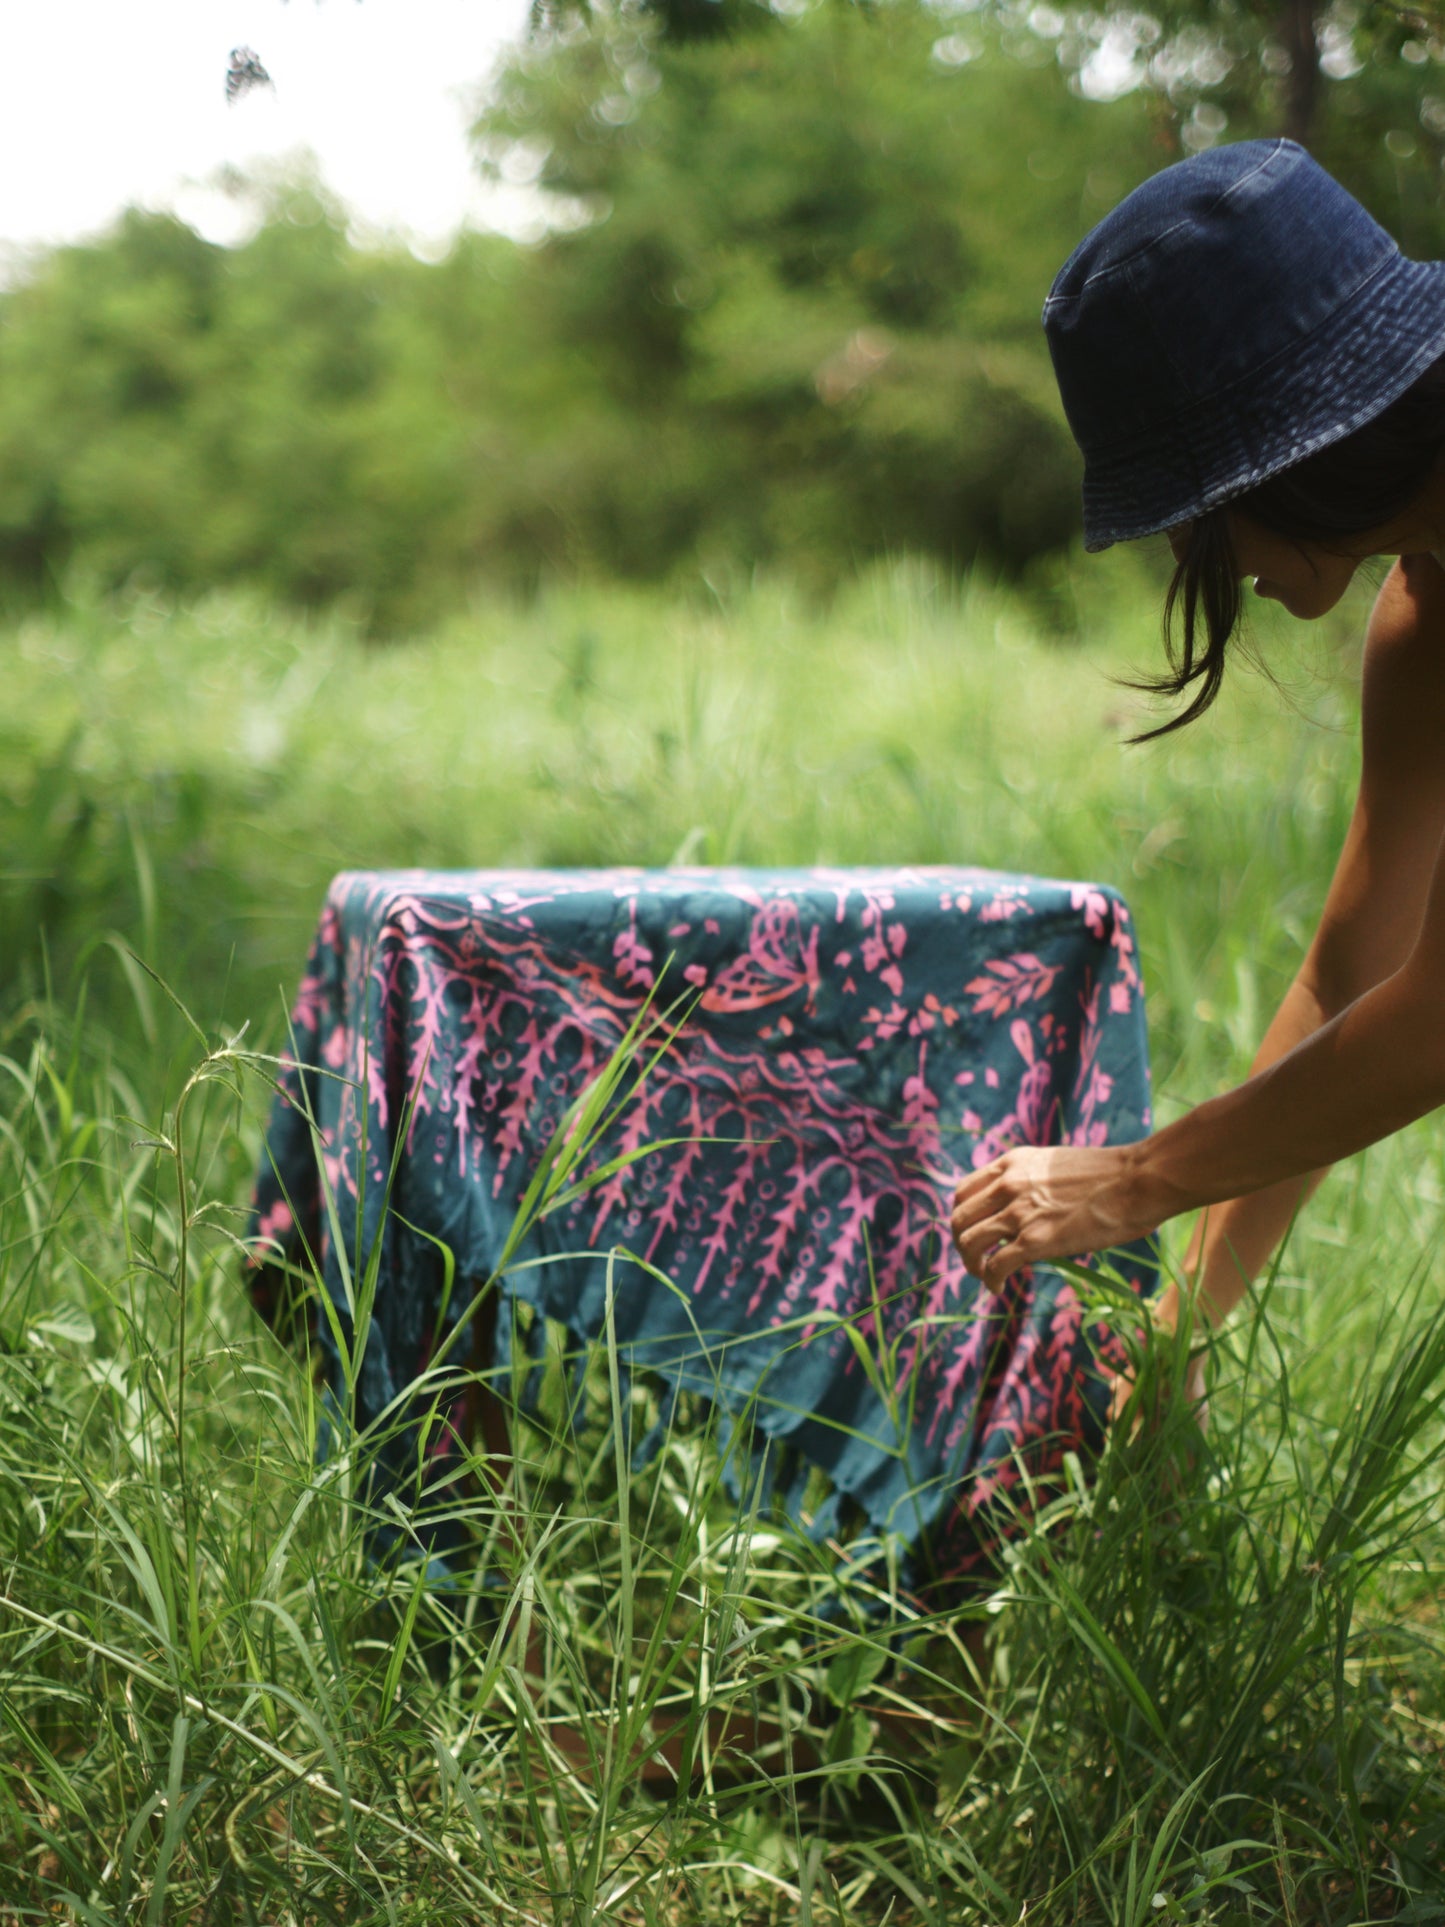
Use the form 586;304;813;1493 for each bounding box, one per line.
824;1637;891;1709
31;1304;95;1345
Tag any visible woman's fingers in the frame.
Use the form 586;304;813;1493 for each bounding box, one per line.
950;1152;1044;1288
949;1205;1030;1288
979;1236;1030;1292
949;1170;1010;1238
950;1162;1009;1222
949;1143;1148;1287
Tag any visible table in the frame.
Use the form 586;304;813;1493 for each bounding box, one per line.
248;866;1157;1601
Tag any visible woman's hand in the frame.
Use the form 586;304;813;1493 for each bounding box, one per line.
949;1142;1161;1292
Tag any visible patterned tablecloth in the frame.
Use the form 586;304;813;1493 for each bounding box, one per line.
248;867;1157;1601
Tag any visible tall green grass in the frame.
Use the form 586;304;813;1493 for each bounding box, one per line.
2;558;1444;1921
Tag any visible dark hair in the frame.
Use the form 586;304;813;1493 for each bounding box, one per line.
1137;351;1445;740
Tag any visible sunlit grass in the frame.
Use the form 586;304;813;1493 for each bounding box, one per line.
2;557;1443;1919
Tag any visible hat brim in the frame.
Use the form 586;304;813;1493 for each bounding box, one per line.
1080;252;1445;551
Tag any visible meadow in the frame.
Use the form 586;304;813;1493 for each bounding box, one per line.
3;554;1445;1923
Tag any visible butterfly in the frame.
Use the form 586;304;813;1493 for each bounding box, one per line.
226;47;273;105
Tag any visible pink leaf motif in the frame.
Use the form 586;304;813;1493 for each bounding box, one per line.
859;903;890;974
646;1088;705;1259
1110;903;1143;991
925;1316;988;1445
493;1017;548;1189
1070;884;1111;941
1016;1057;1059;1145
366;1055;391;1133
613;908;656;992
969;1031;1059;1166
587;1084;660;1236
750;1149;813;1310
861;999;909;1045
253;1199;294;1246
693;1139;758;1297
801;1166;871;1338
290;969;329;1037
965;953;1061;1017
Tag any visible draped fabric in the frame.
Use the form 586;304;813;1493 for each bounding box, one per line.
249;867;1157;1598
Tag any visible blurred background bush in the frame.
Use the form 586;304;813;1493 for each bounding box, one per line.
2;0;1444;630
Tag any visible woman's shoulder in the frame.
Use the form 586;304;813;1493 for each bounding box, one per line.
1358;556;1445;762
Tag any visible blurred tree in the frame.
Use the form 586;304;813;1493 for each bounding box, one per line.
1042;0;1445;251
531;0;778;40
9;0;1445;617
0;7;1165;611
525;0;1445;245
475;2;1163;579
0;179;539;623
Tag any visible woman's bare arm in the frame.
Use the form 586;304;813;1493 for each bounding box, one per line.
951;552;1445;1297
1168;552;1445;1326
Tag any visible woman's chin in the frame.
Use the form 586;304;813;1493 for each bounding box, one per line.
1253;579;1337;620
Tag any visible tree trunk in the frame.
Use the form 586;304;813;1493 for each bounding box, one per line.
1279;0;1322;148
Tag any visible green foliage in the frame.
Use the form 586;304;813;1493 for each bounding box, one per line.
6;2;1445;620
535;0;783;39
0;183;543;626
4;562;1445;1918
477;3;1164;582
0;547;1333;1057
0;10;1169;621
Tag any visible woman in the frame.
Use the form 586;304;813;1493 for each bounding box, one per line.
951;138;1445;1361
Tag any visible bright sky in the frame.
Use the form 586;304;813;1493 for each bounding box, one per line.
0;0;536;263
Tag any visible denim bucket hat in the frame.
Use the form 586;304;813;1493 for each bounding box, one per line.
1043;138;1445;551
